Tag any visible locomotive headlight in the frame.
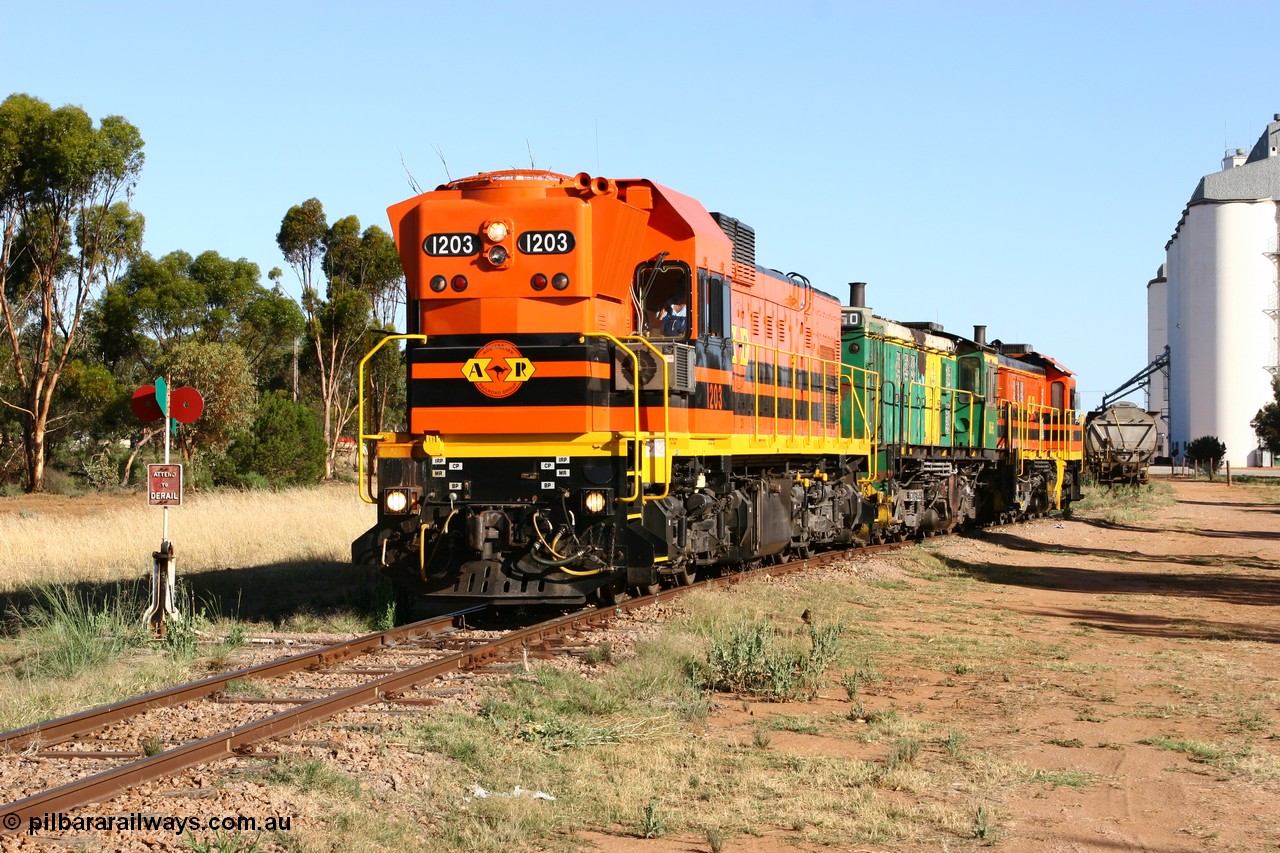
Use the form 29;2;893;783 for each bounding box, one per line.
487;245;508;265
552;272;570;291
382;489;410;514
484;221;509;242
429;275;447;293
583;490;609;514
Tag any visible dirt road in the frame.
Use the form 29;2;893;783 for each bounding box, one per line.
838;479;1280;851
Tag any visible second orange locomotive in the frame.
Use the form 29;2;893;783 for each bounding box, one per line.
354;170;1082;605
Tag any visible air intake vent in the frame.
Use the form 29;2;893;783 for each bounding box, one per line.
710;212;756;270
613;342;696;394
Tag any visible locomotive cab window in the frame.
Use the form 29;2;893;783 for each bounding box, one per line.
957;357;981;394
634;260;692;338
1051;380;1065;410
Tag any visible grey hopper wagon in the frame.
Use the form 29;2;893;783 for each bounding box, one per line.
1084;402;1161;484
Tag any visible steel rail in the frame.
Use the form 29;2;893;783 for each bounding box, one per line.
0;605;485;754
0;594;676;827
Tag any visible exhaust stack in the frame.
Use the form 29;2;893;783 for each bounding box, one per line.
848;282;866;307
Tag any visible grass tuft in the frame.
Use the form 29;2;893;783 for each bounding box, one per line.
16;583;149;678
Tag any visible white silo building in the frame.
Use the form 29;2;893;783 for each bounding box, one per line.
1146;264;1168;457
1153;116;1280;467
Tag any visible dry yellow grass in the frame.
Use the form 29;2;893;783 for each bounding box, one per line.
0;486;376;592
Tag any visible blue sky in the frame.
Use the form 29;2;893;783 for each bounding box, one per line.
7;0;1278;409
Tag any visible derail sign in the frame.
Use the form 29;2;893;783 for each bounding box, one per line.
148;463;183;507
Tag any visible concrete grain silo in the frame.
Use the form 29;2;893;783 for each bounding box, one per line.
1155;118;1280;467
1145;264;1168;457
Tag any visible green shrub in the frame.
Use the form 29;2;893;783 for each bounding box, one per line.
222;392;325;487
1185;435;1227;475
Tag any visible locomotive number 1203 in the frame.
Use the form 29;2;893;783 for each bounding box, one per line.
517;230;575;254
423;233;479;256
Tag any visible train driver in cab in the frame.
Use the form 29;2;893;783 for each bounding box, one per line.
657;289;689;336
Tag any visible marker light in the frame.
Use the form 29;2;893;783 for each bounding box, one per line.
531;273;548;291
485;221;509;242
429;275;447;293
487;245;508;265
551;273;570;291
450;275;468;292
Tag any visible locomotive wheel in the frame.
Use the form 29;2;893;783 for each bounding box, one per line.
672;564;697;586
634;581;661;596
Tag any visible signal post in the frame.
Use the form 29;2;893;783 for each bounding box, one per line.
131;377;203;635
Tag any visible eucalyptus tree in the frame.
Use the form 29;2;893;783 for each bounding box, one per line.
87;248;304;483
277;200;401;479
1253;378;1280;460
92;249;303;382
0;93;144;491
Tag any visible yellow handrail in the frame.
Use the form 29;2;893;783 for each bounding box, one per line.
358;334;428;504
739;341;848;443
628;335;672;503
582;333;671;504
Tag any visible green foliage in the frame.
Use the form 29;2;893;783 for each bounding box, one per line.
1074;480;1175;524
80;447;120;491
164;340;256;456
1138;735;1222;761
583;642;613;666
94;249;304;384
17;584;149;678
886;736;921;770
278;198;403;478
1185;435;1227;474
222;392;325;487
0;93;145;491
639;801;665;839
706;620;844;700
973;805;992;840
1252;377;1280;456
276;198;328;293
267;755;362;797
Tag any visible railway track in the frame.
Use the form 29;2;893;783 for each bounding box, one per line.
0;538;914;832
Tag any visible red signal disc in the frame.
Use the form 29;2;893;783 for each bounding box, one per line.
130;385;164;423
170;386;205;424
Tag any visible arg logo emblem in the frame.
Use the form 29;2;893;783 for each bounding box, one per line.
462;340;536;398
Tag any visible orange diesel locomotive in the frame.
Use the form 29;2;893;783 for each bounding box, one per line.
354;170;1082;605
